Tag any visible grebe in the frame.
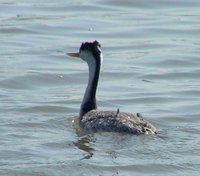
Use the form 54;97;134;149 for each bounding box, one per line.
67;41;156;134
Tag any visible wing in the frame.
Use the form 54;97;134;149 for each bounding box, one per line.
81;110;156;134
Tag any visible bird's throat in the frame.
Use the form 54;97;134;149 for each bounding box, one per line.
79;59;101;119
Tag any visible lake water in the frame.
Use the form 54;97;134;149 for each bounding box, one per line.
1;0;200;175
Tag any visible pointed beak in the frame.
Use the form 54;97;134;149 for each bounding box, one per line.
66;52;80;58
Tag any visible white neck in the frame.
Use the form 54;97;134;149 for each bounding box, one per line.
79;53;102;119
82;59;97;107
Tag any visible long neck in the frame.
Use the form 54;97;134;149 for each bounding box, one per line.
79;58;101;119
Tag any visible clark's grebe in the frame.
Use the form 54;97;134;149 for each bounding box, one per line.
67;41;156;134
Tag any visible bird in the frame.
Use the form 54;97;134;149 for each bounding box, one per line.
66;41;156;135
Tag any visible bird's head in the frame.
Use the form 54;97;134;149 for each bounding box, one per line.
67;41;103;66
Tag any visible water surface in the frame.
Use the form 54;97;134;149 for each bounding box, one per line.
1;0;200;175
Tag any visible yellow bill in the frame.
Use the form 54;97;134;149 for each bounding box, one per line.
66;52;80;58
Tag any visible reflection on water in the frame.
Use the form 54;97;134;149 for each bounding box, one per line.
74;135;95;160
73;118;95;160
1;0;200;175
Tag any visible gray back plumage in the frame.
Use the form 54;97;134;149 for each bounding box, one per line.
81;110;156;134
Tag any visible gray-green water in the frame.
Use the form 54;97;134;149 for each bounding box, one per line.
1;0;200;175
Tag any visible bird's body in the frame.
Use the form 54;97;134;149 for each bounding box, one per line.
81;110;156;134
67;41;156;135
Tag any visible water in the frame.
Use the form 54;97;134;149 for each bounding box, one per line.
1;0;200;175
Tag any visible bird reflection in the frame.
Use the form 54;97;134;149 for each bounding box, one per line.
73;117;95;160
